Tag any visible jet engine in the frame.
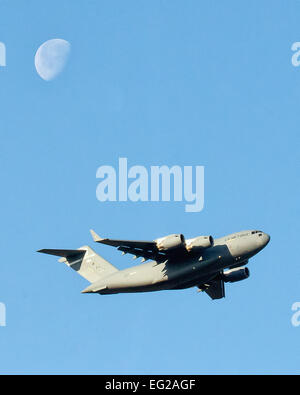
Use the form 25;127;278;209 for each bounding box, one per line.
222;267;250;283
155;234;185;251
185;236;214;252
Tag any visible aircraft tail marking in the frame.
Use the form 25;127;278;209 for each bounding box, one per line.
38;245;118;283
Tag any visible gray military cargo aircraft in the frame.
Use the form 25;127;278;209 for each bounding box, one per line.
38;229;270;300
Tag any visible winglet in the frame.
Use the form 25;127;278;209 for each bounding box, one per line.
90;229;103;242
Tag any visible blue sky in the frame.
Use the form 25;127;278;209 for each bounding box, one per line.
0;0;299;374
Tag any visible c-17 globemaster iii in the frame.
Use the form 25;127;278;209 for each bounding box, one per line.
38;229;270;300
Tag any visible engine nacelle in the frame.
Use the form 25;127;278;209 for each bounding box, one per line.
222;267;250;283
185;236;214;252
155;234;185;251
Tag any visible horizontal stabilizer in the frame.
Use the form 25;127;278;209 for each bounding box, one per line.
37;245;118;283
37;249;85;259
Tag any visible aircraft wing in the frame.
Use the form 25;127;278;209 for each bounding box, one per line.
90;230;167;263
198;279;225;300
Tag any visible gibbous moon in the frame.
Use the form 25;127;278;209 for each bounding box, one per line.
35;39;71;81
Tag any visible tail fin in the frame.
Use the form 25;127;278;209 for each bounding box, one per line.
38;245;118;283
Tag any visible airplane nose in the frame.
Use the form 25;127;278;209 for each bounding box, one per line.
263;233;270;246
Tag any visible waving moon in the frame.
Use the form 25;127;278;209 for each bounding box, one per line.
35;39;71;81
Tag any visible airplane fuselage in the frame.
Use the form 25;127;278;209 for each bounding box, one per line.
82;230;270;295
